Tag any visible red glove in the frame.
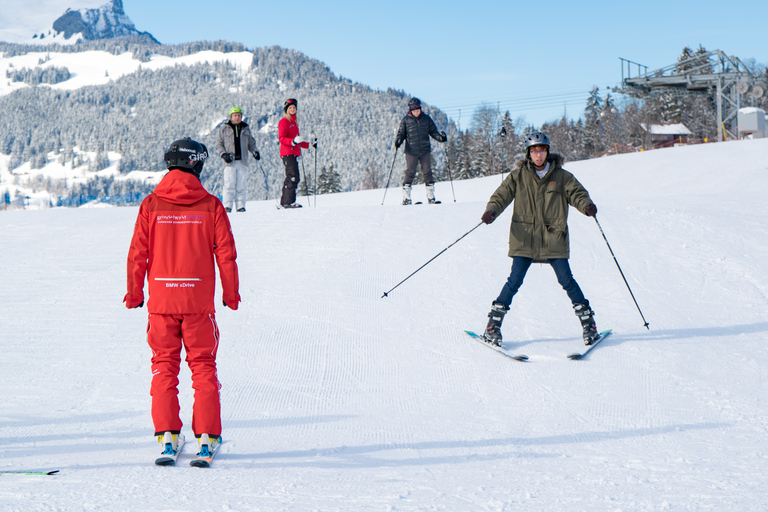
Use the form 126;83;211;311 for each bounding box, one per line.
123;294;144;309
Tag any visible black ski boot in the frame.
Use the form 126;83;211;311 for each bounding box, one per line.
574;302;598;345
484;302;508;346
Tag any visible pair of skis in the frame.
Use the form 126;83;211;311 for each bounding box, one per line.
464;329;613;361
155;433;221;468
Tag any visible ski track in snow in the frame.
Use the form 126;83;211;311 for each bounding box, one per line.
2;139;768;510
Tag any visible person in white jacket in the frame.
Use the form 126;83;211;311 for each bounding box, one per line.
214;107;260;212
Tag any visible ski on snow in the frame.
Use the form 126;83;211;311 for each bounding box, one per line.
1;470;59;476
155;433;185;466
464;330;528;361
567;329;613;360
190;434;221;468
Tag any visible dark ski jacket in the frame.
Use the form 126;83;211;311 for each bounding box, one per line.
485;153;594;261
395;111;446;156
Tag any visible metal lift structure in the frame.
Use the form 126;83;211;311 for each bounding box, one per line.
620;50;764;141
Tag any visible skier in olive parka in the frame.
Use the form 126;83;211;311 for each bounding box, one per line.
480;131;599;346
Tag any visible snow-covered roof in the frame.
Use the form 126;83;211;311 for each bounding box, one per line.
640;123;693;135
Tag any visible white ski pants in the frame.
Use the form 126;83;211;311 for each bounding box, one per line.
222;160;248;210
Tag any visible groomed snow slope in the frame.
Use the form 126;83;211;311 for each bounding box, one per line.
1;139;767;511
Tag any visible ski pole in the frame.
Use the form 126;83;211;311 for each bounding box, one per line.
382;221;483;298
313;141;318;207
257;161;269;200
499;126;506;181
594;216;650;329
380;147;399;205
441;141;456;202
300;153;310;207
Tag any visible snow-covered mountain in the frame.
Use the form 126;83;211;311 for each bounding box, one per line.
52;0;156;43
2;139;767;510
0;0;155;45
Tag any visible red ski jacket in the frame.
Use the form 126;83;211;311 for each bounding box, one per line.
124;169;240;314
278;116;309;157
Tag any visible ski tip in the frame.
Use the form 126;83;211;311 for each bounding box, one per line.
513;355;529;361
154;457;175;466
567;353;582;360
190;459;211;468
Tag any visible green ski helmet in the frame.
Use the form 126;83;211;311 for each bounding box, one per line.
228;106;243;116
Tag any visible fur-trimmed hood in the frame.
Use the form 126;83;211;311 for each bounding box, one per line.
515;152;565;171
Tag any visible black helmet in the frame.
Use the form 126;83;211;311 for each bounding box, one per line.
408;97;421;111
524;131;550;149
284;98;298;112
164;137;208;178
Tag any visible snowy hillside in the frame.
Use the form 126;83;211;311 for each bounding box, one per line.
2;139;768;510
0;41;449;204
0;48;254;97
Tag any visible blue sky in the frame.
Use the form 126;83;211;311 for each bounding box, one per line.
124;0;767;128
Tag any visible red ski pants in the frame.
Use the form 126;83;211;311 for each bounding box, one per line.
146;313;221;437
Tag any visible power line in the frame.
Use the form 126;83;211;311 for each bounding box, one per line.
431;86;604;124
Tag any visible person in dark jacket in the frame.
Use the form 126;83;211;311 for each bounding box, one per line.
480;131;599;346
395;97;447;204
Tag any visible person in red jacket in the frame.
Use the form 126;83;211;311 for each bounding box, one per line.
124;137;240;463
278;98;316;208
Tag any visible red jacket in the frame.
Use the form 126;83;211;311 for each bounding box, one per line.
124;169;240;314
278;116;309;157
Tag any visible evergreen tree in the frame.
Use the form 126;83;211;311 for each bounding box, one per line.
583;86;603;156
675;46;695;74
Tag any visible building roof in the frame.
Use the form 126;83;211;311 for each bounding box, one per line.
640;123;693;135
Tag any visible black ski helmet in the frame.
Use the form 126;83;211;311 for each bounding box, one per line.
164;137;208;178
408;97;422;111
284;98;298;112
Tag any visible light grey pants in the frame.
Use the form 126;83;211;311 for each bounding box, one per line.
223;159;248;210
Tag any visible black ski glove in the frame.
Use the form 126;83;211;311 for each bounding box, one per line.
221;153;233;164
440;131;447;142
395;139;403;149
252;150;260;161
481;211;497;224
585;203;597;217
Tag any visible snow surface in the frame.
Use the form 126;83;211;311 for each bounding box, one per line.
639;123;693;136
2;139;768;511
0;49;255;97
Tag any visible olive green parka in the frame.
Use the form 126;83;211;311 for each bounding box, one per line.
485;153;594;262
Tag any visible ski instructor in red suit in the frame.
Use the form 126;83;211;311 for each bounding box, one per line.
124;137;240;456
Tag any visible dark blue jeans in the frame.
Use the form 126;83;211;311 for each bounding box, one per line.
495;257;587;308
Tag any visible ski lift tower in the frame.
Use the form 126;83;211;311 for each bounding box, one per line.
620;50;764;141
